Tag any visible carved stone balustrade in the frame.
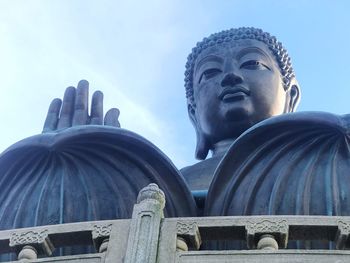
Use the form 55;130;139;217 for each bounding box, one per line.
0;184;350;262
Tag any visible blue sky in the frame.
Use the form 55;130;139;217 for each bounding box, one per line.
0;0;349;168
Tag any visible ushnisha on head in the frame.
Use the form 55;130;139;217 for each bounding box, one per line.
185;27;301;160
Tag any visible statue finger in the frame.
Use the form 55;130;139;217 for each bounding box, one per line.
104;108;120;127
90;90;103;125
57;86;76;129
42;98;62;133
72;80;89;126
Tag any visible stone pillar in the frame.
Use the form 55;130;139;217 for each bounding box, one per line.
124;183;165;263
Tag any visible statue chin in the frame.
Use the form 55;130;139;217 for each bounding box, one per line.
223;104;251;122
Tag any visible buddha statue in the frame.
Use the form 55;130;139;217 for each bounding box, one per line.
1;28;350;256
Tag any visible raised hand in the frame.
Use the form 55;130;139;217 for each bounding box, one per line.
42;80;120;133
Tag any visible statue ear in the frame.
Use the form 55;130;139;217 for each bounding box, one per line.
287;78;301;112
188;103;209;160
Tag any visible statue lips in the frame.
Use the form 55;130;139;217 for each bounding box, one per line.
218;86;251;103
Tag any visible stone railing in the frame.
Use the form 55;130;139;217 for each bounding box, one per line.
1;184;350;262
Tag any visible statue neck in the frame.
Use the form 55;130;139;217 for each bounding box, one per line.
211;138;236;158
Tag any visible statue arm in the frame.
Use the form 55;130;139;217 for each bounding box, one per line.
42;80;120;133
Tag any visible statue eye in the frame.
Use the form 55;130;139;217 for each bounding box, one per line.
199;68;222;83
240;60;270;70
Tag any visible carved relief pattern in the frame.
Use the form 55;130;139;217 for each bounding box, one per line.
92;224;112;239
335;220;350;249
176;221;198;235
338;220;350;234
246;220;288;235
9;229;48;246
176;221;201;249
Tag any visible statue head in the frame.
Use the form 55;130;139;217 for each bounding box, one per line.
185;27;301;160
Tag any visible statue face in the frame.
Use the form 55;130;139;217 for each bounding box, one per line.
192;39;292;146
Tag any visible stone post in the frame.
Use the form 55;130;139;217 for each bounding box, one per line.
124;183;165;263
245;219;289;249
336;220;350;249
9;229;54;260
176;221;201;251
92;223;113;253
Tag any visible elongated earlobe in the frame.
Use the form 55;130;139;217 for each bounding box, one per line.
195;131;210;160
289;83;300;112
188;104;210;160
285;78;300;113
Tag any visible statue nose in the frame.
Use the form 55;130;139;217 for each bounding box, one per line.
221;72;243;87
